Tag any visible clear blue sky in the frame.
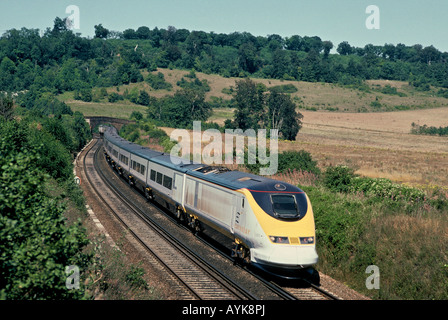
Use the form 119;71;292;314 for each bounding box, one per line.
1;0;447;52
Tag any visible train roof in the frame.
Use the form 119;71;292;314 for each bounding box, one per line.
103;126;302;193
104;126;164;159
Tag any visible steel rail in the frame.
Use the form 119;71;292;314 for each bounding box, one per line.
84;139;257;300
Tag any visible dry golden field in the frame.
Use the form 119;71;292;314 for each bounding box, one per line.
287;109;448;187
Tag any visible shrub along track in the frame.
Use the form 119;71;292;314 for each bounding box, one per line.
80;137;345;300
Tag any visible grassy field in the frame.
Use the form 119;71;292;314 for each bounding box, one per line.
163;106;448;188
150;68;448;112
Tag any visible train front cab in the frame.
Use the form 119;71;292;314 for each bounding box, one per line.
239;187;318;276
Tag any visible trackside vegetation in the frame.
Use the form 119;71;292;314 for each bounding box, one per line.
0;96;161;299
0;109;91;299
304;165;448;300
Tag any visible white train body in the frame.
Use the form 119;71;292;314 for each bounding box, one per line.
103;127;318;272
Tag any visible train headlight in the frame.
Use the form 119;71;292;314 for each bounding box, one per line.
299;237;315;244
269;236;290;244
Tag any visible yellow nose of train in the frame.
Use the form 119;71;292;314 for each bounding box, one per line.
238;186;318;273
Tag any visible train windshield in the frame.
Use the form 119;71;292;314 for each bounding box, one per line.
270;194;299;219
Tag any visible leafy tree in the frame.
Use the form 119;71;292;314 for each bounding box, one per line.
137;90;150;106
267;34;284;51
337;41;354;55
271;49;291;79
94;24;109;39
0;95;14;121
79;88;92;102
285;35;303;51
147;88;211;127
162;44;182;63
70;111;92;151
0;57;16;91
51;17;69;35
301;49;322;82
175;88;211;123
123;28;138;40
233;78;266;130
136;26;151;40
130;110;143;121
267;90;302;140
108;92;123;103
322;41;333;58
301;36;323;53
185;31;209;57
43;117;74;152
145;72;172;90
238;42;260;73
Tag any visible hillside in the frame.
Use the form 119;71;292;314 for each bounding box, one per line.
63;68;448;117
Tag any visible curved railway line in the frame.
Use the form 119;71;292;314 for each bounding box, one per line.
81;136;340;300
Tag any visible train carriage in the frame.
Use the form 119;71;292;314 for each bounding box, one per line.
103;126;318;276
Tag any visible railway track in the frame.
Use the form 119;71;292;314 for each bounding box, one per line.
82;137;339;300
83;138;256;299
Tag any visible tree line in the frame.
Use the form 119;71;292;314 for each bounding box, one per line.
1;17;448;100
411;122;448;136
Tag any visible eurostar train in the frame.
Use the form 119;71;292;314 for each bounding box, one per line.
101;125;318;275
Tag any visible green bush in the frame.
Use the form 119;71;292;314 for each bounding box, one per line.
145;72;172;90
324;165;356;193
268;83;298;93
244;149;319;176
108;92;123;103
324;165;427;204
302;185;366;265
277;150;320;175
129;131;140;142
349;177;426;203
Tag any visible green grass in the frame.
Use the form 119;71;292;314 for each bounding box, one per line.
208;108;235;123
68;101;147;119
58;91;148;119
